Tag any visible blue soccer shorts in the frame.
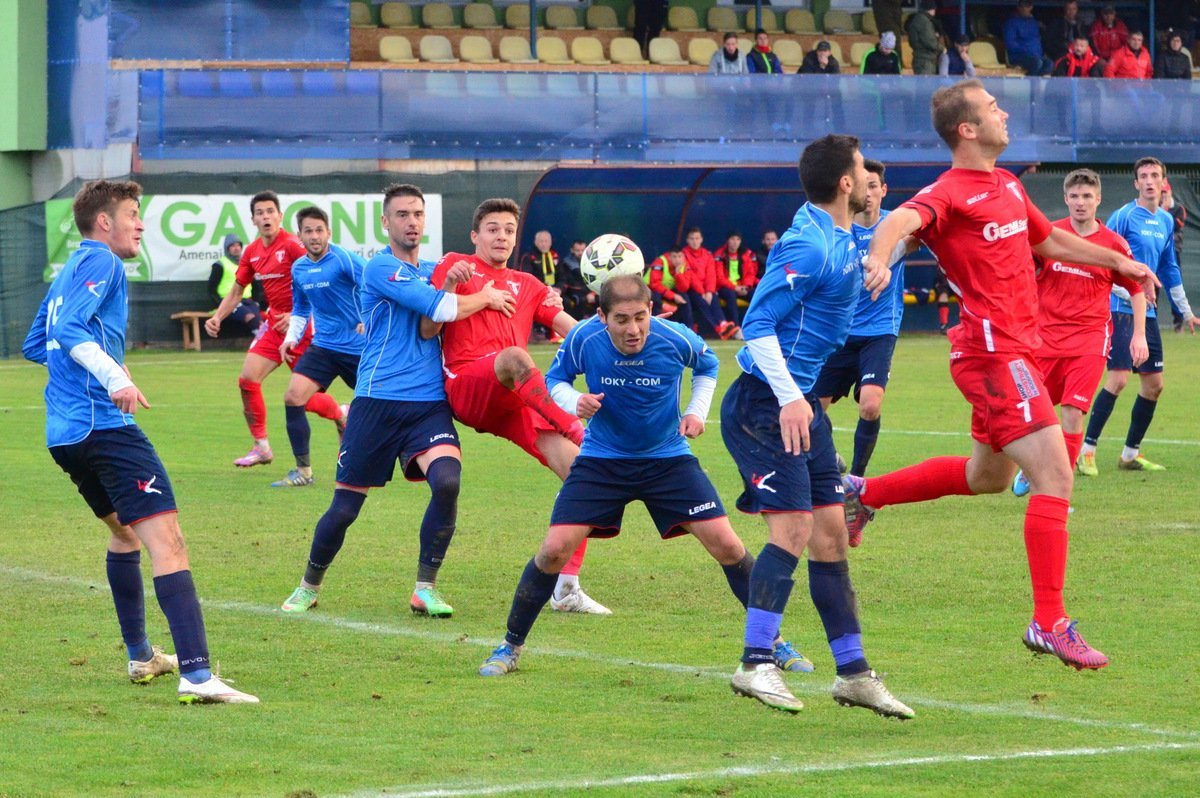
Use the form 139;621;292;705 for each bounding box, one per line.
335;397;459;488
50;425;178;526
293;344;360;390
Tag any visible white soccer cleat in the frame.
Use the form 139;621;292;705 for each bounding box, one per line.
831;670;914;720
731;662;803;712
178;675;260;704
128;646;178;684
550;586;613;615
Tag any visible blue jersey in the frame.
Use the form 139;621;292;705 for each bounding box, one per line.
291;244;367;354
356;249;447;401
547;316;719;459
735;203;862;394
22;240;133;447
849;209;905;337
1106;200;1182;318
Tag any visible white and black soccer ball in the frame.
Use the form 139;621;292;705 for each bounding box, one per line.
580;233;645;293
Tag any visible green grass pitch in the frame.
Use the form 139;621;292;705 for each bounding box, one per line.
1;335;1197;797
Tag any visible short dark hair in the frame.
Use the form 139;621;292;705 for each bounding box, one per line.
250;190;280;214
383;182;424;210
599;274;651;314
73;180;142;236
1134;156;1165;176
686;226;702;236
1063;168;1101;192
472;198;521;231
1128;29;1144;37
754;28;767;37
723;31;738;42
295;205;329;228
931;78;985;148
667;245;683;254
864;158;886;181
798;134;860;204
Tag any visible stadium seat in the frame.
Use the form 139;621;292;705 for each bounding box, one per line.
823;10;855;34
825;40;843;63
784;10;819;35
707;7;738;33
626;6;635;29
462;3;500;30
585;5;622;31
610;37;648;65
968;41;1004;70
350;2;374;29
687;37;718;66
744;9;781;34
861;9;878;35
419;34;459;62
537;36;574;65
738;36;752;55
379;35;419;63
649;37;688;65
667;6;703;33
459;35;499;64
850;42;873;69
505;4;531;29
901;40;912;70
421;3;459;29
572;36;611;65
380;3;416;29
499;35;538;64
546;6;582;31
774;39;804;69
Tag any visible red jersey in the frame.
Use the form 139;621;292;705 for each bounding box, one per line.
432;253;559;371
903;167;1053;354
1034;218;1140;358
682;246;718;293
235;230;306;318
713;245;760;288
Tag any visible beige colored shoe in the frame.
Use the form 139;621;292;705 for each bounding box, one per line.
832;670;914;720
731;662;803;712
128;646;178;684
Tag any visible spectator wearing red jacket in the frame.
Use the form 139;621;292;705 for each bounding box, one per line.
645;247;693;327
1089;5;1129;62
713;231;760;322
682;227;739;339
1053;36;1104;77
1104;31;1153;79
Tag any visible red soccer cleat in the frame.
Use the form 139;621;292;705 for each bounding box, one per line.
1023;618;1109;670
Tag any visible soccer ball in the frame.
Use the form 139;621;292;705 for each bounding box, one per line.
580;233;645;292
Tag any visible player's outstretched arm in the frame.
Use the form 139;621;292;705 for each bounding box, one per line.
865;207;922;299
1034;228;1160;295
205;281;250;337
550;310;577;338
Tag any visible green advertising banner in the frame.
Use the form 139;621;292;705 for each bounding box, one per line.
44;193;444;281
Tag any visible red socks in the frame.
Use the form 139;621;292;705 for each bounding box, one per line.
561;538;587;577
1062;431;1083;470
305;391;342;421
1024;494;1069;629
861;456;972;508
238;377;267;439
937;304;949;326
515;368;578;437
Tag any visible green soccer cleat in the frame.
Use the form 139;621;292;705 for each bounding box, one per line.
271;469;314;488
1117;454;1166;472
128;645;178;684
410;586;454;618
281;586;319;614
1075;451;1099;477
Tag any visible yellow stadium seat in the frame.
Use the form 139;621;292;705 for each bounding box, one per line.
586;5;622;31
418;34;459;62
707;7;738;33
968;41;1004;69
505;4;530;29
744;9;781;34
380;3;416;29
861;9;878;35
850;42;873;69
667;6;703;32
901;39;912;69
379;35;418;63
649;36;688;65
536;36;575;65
774;39;804;69
572;36;611;65
784;9;819;35
826;40;843;63
546;6;582;31
421;3;459;29
463;4;500;30
610;36;649;65
459;35;499;64
688;37;719;66
499;35;538;64
350;2;374;29
823;10;855;34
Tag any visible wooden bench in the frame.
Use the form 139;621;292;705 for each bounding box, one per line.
170;311;213;351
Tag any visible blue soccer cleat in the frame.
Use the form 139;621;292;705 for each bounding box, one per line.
479;642;521;676
1011;470;1031;497
772;639;815;673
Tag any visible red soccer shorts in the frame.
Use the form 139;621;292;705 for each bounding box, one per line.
443;353;556;467
249;319;313;367
1036;354;1107;413
950;349;1059;452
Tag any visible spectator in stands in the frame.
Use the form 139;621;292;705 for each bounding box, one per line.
558;239;597;320
939;32;977;77
1155;31;1193;79
710;32;749;74
861;31;902;74
1004;0;1053;76
520;229;562;340
633;0;668;58
645;247;693;328
758;229;778;265
746;29;783;74
1090;4;1129;63
1053;35;1104;77
682;227;739;339
207;234;262;336
799;39;840;74
1045;0;1087;62
1104;30;1153;78
713;231;759;317
908;0;943;75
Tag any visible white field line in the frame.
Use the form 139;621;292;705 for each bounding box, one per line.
336;742;1200;798
2;564;1196;743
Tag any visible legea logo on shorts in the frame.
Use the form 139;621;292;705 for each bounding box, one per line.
429;432;454;444
688;501;717;516
983;219;1028;242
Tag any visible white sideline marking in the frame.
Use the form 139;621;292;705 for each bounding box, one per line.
337;742;1200;798
2;564;1196;743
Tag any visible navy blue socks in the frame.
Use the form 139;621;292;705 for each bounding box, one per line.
1085;388;1118;447
152;570;211;683
742;543;797;665
1125;394;1157;449
417;457;461;583
106;549;151;661
721;551;754;609
284;403;311;467
504;559;559;647
808;559;868;676
304;489;366;586
852;416;881;477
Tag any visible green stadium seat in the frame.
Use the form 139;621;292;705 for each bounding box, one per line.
861;9;878;35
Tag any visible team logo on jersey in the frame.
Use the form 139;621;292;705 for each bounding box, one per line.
751;471;777;493
1005;180;1023;201
507;281;522;296
86;280;106;297
388;269;411;282
136;475;162;495
276;251;287;262
1051;262;1094;279
337;449;346;468
983;219;1028;242
783;266;805;290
